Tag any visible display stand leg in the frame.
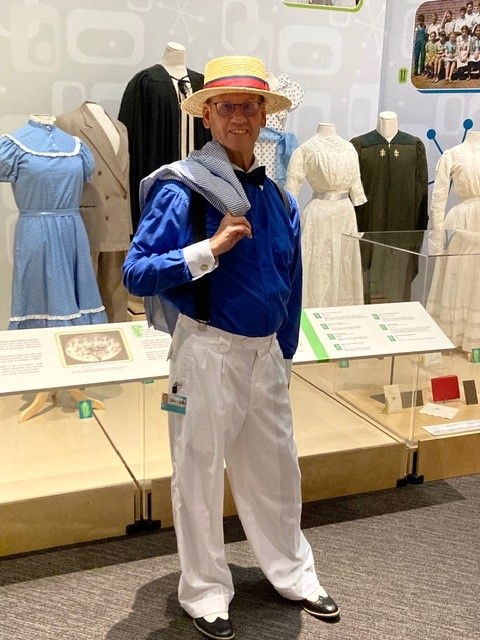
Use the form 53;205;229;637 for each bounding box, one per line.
396;449;424;487
389;356;395;385
18;388;105;423
86;409;161;535
406;449;424;484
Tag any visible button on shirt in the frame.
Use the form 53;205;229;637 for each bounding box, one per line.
123;176;302;359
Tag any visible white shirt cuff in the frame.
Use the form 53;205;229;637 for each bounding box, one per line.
183;239;218;279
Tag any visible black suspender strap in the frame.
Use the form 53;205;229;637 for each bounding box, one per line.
189;189;210;324
188;182;290;326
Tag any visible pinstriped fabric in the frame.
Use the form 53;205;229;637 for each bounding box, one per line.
139;141;251;217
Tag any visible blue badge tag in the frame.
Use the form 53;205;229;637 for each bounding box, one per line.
161;392;187;414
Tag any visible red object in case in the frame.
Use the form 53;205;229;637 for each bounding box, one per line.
431;375;460;402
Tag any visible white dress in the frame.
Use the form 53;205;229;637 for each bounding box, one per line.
427;133;480;351
285;134;367;308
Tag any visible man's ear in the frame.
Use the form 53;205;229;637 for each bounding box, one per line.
260;104;267;128
202;103;211;129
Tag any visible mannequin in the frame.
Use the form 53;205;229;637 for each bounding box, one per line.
118;42;211;231
30;113;56;125
285;122;366;307
316;122;337;137
57;101;132;323
376;111;399;142
350;113;428;302
254;71;304;184
0;115;107;421
160;41;193;162
427;130;480;352
161;41;188;79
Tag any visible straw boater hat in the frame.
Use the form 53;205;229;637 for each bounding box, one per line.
181;55;292;117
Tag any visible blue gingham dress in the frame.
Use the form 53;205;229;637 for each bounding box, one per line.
0;119;107;329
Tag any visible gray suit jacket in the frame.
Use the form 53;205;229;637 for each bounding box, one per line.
57;102;132;252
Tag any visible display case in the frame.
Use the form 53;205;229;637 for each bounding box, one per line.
294;230;480;483
0;321;171;556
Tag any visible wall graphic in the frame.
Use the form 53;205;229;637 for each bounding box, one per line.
411;0;480;91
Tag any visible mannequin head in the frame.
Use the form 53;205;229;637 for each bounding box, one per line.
377;111;398;141
316;122;336;137
161;42;187;77
30;114;56;125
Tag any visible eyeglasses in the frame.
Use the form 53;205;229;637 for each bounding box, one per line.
211;100;263;117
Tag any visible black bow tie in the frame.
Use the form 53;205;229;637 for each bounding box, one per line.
234;166;266;187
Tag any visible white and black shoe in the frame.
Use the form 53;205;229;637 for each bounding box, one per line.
301;594;340;619
193;616;235;640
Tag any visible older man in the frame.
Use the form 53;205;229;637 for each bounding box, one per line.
123;55;339;640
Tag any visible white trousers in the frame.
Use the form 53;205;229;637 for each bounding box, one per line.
168;314;319;619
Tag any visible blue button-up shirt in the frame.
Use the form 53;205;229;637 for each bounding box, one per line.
123;176;302;359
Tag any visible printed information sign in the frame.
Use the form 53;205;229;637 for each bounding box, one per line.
294;301;454;364
0;321;171;395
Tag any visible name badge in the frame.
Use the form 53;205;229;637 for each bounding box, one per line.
161;392;187;414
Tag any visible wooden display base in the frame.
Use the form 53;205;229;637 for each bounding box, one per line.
417;432;480;480
294;356;480;481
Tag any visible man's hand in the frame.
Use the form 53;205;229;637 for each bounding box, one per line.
209;212;252;257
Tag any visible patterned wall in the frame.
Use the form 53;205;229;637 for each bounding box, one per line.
0;0;385;329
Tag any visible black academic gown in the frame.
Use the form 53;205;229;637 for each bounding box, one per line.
118;64;211;232
350;130;429;303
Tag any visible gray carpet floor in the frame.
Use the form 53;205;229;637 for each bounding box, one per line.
0;475;479;640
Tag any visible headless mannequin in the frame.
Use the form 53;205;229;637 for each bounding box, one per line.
30;113;56;126
377;111;399;143
466;130;480;143
18;114;105;423
161;41;188;81
85;102;120;154
161;41;193;162
317;122;336;137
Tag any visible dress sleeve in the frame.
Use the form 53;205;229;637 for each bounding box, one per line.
415;137;429;231
285;146;307;197
348;145;367;206
429;148;453;254
79;139;95;183
0;135;20;183
430;149;453;231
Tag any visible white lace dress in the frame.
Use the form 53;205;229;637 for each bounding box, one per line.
285;134;367;308
427;134;480;351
